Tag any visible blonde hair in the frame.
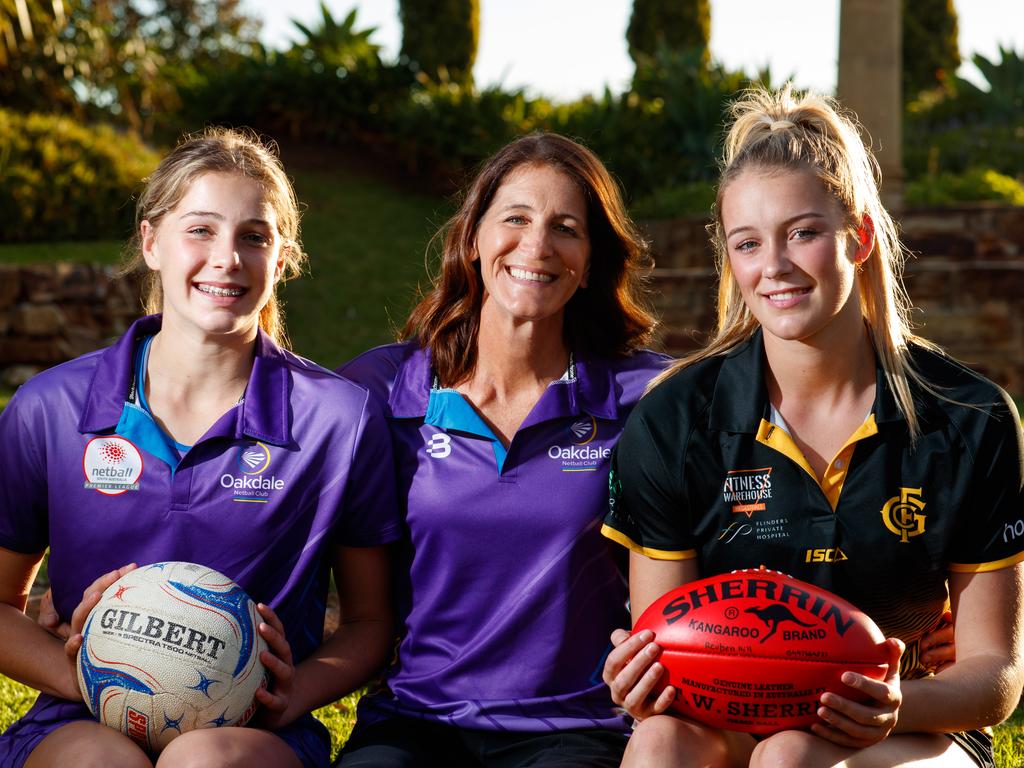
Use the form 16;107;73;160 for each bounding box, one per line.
652;84;938;437
122;127;306;348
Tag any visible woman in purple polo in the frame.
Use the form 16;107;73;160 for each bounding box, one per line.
335;133;668;767
0;129;400;768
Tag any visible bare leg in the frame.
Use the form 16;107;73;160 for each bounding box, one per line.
155;726;303;768
621;714;755;768
749;729;979;768
25;721;152;768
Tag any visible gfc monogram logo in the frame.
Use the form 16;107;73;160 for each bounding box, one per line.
426;433;452;459
880;487;926;543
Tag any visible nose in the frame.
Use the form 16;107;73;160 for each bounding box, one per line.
208;238;241;270
520;224;553;259
761;241;792;279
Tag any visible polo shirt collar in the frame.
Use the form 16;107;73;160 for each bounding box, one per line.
387;345;620;422
707;327;908;433
78;314;292;446
709;329;769;433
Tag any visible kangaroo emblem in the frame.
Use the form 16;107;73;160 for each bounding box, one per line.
744;605;817;643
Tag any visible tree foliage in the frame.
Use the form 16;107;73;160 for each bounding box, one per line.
398;0;478;83
0;0;259;134
902;0;960;98
627;0;711;70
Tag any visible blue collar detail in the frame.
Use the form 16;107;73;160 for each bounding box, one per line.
425;389;508;472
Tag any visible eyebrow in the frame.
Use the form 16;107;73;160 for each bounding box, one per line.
726;211;827;239
496;203;582;220
180;211;272;227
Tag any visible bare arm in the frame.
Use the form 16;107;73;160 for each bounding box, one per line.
897;564;1024;733
272;544;393;725
602;552;697;719
0;546;80;700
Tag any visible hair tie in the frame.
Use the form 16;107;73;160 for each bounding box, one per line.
769;119;795;133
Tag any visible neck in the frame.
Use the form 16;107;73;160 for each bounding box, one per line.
763;323;876;407
467;309;569;396
147;317;257;401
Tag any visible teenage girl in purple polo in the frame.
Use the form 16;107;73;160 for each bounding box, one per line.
334;134;668;767
0;129;401;768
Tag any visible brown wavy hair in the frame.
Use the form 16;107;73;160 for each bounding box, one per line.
121;127;306;348
402;132;657;387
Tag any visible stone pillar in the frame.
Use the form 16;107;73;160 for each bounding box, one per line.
837;0;903;208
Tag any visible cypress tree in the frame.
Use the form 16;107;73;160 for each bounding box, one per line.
627;0;711;68
399;0;479;83
902;0;960;98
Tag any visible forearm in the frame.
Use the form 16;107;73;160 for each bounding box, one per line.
284;615;393;720
0;602;79;699
897;654;1024;733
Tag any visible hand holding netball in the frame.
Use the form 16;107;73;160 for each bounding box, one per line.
62;561;294;751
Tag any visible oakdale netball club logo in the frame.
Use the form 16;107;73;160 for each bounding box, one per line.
220;441;285;503
83;437;144;495
547;416;610;472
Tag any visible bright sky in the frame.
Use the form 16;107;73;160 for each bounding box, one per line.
247;0;1024;100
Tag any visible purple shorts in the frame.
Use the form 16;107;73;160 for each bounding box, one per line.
0;694;330;768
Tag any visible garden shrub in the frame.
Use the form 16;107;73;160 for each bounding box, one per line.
631;180;717;219
0;110;159;243
905;168;1024;207
398;0;479;84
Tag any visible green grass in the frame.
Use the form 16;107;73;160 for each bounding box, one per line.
0;240;123;264
281;164;450;367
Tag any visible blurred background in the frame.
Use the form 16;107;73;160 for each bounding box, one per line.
0;0;1022;387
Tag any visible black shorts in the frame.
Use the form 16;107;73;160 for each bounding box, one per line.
334;716;628;768
948;729;993;768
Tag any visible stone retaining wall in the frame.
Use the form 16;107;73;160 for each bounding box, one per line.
1;205;1022;396
0;264;142;387
645;205;1024;395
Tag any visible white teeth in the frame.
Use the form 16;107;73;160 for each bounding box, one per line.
768;290;805;301
508;267;554;283
197;284;244;297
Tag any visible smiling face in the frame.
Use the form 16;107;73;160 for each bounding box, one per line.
473;163;591;332
141;172;285;343
721;166;870;348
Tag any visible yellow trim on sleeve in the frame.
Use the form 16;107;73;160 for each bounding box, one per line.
600;524;697;561
949;550;1024;573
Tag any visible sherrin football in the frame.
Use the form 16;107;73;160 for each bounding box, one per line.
634;567;889;734
77;562;268;752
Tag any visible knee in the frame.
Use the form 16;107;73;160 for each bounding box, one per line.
623;716;730;768
25;722;151;768
156;731;240;768
749;730;819;768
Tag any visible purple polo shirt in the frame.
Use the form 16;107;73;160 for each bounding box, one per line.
0;315;400;762
339;342;668;733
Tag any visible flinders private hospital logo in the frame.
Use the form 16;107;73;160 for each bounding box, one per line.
547;416;610;472
220;441;285;503
83;437;144;495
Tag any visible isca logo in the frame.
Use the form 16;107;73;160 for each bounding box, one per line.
880;487;926;543
82;437;144;496
426;433;451;459
237;441;271;475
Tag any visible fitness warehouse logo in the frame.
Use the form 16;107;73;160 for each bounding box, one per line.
723;467;773;516
548;416;610;472
83;437;144;495
220;441;285;503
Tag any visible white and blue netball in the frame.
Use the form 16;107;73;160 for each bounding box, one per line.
76;561;268;752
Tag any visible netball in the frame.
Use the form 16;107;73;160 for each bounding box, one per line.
76;562;267;752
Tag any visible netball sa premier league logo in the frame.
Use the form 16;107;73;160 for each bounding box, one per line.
83;437;144;495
